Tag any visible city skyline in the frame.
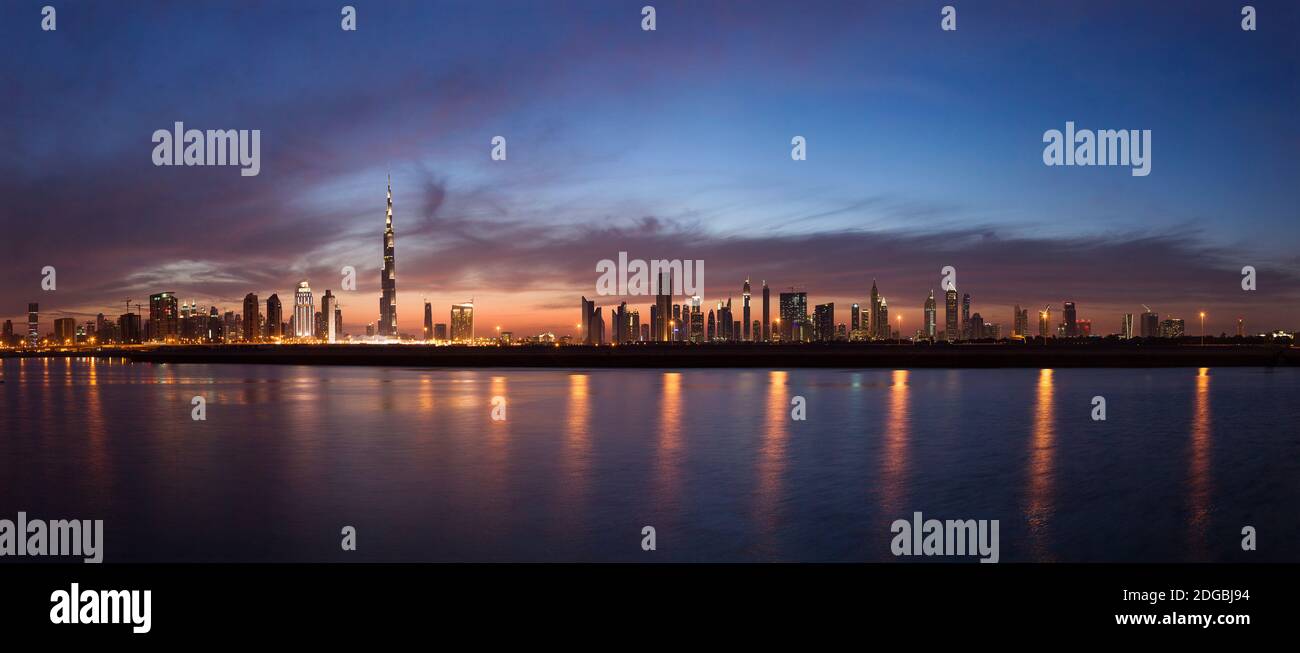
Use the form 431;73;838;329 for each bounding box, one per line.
2;2;1298;336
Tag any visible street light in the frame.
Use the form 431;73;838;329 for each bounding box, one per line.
897;314;903;343
1199;311;1206;346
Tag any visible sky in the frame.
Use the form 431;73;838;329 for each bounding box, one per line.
2;0;1298;337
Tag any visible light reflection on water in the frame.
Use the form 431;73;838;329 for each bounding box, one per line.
0;358;1296;563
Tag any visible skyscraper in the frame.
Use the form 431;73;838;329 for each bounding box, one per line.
878;298;889;339
1013;305;1029;338
53;318;76;344
924;290;937;340
149;292;179;342
742;278;751;341
655;271;672;341
1140;310;1159;338
1121;313;1135;339
814;303;834;342
961;293;971;340
1063;301;1078;338
779;291;806;342
450;301;474;342
27;303;38;347
869;279;881;341
323;291;339;343
944;289;958;342
265;294;283;338
581;296;596;345
423;300;433;341
761;281;770;343
242;293;259;341
379;175;398;337
690;295;704;343
294;282;314;338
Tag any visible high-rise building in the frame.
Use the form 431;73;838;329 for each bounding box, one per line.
869;279;881;340
1063;301;1078;338
779;291;807;342
878;298;889;339
1013;305;1029;338
118;313;142;344
690;296;704;343
206;306;222;343
580;296;596;345
944;289;958;342
450;301;474;342
742;279;751;341
53;318;76;344
761;281;770;343
851;303;861;334
294;282;314;338
433;323;448;341
968;313;984;341
1140;310;1159;338
324;291;339;343
1039;307;1051;339
924;291;937;341
1121;313;1135;339
814;303;835;342
95;313;107;342
149;292;179;342
1161;318;1185;339
2;319;12;345
27;303;39;347
961;293;971;340
423;301;433;340
242;294;259;341
706;309;715;342
265;294;283;338
379;175;398;337
655;271;672;341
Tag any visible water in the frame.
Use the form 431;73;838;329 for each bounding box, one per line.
1;358;1297;562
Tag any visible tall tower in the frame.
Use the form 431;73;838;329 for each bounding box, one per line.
742;278;751;341
924;290;937;340
761;281;770;343
869;279;881;340
294;281;314;338
379;175;398;337
944;288;959;342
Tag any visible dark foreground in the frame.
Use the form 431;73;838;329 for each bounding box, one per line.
11;342;1296;368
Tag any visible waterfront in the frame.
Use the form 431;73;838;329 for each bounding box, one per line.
1;359;1296;562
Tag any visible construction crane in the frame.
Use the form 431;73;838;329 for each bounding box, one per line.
1141;304;1151;313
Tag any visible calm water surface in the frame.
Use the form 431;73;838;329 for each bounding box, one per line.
1;358;1297;562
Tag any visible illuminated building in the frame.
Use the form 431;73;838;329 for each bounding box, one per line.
265;294;283;338
761;281;770;342
925;291;938;340
294;282;314;338
54;318;76;344
149;292;179;342
450;301;474;342
423;301;433;340
1013;305;1029;338
961;293;971;340
242;294;259;341
945;289;958;342
1161;318;1185;339
324;291;339;343
778;291;806;342
433;323;447;341
27;303;38;347
1121;314;1134;339
1063;301;1078;337
379;175;398;337
742;278;752;341
1140;310;1159;338
869;279;881;340
814;303;834;342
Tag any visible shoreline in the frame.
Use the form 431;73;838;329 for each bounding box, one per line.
3;343;1296;368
